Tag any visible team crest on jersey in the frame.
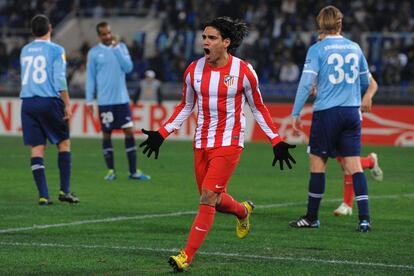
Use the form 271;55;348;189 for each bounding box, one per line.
224;75;235;87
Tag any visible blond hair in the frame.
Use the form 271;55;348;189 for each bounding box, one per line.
317;5;343;34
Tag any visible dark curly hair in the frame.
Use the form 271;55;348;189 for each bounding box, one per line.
203;17;248;54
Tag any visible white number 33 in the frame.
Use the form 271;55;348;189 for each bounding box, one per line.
328;53;359;84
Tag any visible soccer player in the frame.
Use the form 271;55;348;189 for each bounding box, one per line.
20;14;79;205
333;76;383;216
85;22;150;181
289;5;372;232
139;17;296;272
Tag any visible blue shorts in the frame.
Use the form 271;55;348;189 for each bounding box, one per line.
308;106;361;158
21;97;70;146
98;103;133;132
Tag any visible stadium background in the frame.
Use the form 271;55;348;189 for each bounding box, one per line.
1;0;414;146
0;1;414;275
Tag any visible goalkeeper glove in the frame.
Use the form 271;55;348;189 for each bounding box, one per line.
272;141;296;170
139;128;164;159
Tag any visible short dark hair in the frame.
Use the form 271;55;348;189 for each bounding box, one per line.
31;14;49;37
96;21;109;34
203;17;248;54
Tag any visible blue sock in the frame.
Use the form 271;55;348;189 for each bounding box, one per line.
58;152;71;194
103;139;114;170
125;136;137;175
306;173;325;221
31;157;49;198
352;172;370;221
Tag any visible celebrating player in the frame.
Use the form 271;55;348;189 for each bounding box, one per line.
140;17;296;272
85;22;150;181
20;14;79;205
289;5;372;232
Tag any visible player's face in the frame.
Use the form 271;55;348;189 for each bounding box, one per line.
98;25;113;46
202;26;230;65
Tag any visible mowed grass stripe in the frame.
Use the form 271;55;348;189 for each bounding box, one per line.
1;193;413;234
1;241;413;270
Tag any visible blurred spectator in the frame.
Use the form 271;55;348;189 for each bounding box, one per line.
279;60;299;83
133;70;162;105
1;0;414;90
70;63;87;90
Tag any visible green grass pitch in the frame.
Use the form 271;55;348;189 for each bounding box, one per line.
0;136;413;275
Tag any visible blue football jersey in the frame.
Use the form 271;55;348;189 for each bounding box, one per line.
85;42;133;106
292;35;370;118
20;39;68;98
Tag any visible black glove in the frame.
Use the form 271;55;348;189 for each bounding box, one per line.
139;128;164;159
272;141;296;170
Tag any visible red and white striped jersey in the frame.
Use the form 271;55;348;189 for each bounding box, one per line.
158;54;282;149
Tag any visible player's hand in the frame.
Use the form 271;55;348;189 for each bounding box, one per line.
361;95;373;113
111;34;120;47
292;117;303;137
63;105;72;121
272;141;296;170
139;129;164;159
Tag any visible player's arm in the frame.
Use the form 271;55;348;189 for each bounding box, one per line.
53;48;71;120
140;66;196;159
243;64;296;170
60;91;72;120
113;43;133;73
361;76;377;113
85;51;96;114
291;46;318;132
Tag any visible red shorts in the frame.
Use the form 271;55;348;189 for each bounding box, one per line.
193;145;243;194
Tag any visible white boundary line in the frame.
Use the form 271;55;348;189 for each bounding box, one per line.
0;241;413;270
0;193;413;234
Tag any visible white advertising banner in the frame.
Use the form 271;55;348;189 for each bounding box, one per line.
0;98;255;141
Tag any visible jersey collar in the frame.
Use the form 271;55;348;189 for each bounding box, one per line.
324;35;343;39
34;39;51;43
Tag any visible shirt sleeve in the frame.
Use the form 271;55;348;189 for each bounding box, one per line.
53;47;68;92
113;43;133;73
359;49;370;94
85;50;96;104
243;63;282;146
291;46;319;118
158;67;196;139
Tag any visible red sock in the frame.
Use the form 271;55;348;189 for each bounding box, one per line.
360;156;374;169
184;204;216;263
343;175;354;207
215;193;247;219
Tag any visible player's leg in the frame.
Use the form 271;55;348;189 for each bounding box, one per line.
98;105;116;180
112;103;150;180
289;153;326;228
340;107;370;232
290;109;330;228
343;156;370;232
364;153;383;181
56;139;79;203
21;98;51;205
169;188;218;272
57;139;71;194
123;127;150;180
31;145;51;205
303;154;326;224
102;131;116;180
333;157;353;216
203;146;254;238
